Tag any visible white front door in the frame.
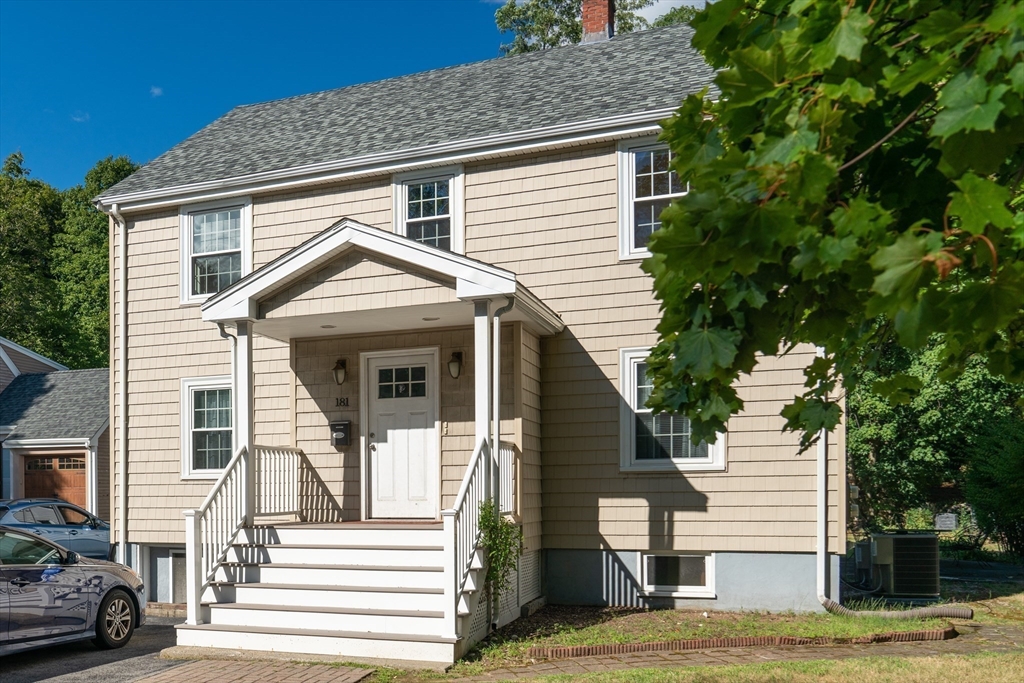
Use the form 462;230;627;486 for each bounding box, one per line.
366;351;438;518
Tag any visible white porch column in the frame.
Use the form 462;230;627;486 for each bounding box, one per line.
473;300;492;498
491;310;502;508
236;320;255;524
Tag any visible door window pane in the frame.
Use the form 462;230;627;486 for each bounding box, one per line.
378;365;427;399
58;506;89;525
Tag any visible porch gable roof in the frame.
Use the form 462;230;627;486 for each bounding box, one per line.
201;218;563;335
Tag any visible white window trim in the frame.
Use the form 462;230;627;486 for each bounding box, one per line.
617;137;687;261
180;375;233;480
179;197;253;305
619;347;727;473
392;165;465;254
640;551;717;598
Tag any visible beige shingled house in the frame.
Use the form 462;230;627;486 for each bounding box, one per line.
94;1;845;665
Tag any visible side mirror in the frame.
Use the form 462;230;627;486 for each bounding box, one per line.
64;551;80;565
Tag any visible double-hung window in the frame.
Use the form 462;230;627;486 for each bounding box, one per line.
179;199;252;304
393;167;464;253
181;376;233;478
619;348;726;472
618;139;687;259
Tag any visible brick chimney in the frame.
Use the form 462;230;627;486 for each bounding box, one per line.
582;0;615;43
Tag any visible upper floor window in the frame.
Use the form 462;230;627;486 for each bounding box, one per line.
619;348;726;472
179;199;252;304
393;166;464;254
618;139;687;260
180;376;233;479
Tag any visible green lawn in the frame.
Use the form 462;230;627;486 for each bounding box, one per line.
454;605;949;669
510;652;1024;683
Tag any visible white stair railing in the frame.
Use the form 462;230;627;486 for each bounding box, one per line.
441;437;489;638
254;445;300;517
499;441;516;515
184;445;248;625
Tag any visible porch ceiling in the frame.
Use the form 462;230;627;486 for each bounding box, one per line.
202;217;564;339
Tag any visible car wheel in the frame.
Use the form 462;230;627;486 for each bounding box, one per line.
93;589;135;649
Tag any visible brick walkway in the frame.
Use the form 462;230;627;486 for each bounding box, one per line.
135;622;1021;682
137;659;374;683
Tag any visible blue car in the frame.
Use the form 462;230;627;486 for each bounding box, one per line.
0;524;146;655
0;499;110;560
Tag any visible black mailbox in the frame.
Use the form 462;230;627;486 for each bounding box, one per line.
330;421;351;447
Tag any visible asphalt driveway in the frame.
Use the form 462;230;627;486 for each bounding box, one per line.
2;616;185;683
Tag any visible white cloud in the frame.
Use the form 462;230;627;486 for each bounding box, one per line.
150;86;164;97
70;111;90;123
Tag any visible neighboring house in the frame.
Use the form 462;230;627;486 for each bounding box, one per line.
0;368;111;520
93;1;844;665
0;336;67;393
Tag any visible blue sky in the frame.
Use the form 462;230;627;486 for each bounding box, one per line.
0;0;692;189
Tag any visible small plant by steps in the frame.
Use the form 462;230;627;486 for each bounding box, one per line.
478;499;523;620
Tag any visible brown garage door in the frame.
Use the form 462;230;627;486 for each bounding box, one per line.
24;456;87;507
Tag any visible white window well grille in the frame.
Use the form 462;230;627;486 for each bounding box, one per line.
619;348;726;472
618;138;687;260
180;376;233;479
393;167;464;254
641;552;716;598
179;199;252;304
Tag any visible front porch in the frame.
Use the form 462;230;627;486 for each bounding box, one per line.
177;218;560;663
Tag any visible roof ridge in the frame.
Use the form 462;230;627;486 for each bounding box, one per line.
231;23;693;113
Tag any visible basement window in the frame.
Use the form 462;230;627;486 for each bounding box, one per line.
641;552;716;598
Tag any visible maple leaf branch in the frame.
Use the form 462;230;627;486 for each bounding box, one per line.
838;102;925;172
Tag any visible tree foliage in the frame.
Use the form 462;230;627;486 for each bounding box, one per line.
495;0;658;55
847;337;1024;530
653;4;700;28
646;0;1024;449
0;153;136;368
0;153;65;358
964;415;1024;558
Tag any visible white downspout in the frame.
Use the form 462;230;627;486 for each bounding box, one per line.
111;203;128;565
216;323;238;446
816;424;829;605
491;296;515;510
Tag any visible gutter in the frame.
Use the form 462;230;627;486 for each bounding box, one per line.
110;203;129;565
2;438;92;448
92;110;673;213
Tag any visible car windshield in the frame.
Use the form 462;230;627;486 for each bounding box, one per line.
0;530;62;565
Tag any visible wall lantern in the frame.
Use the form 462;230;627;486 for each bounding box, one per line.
333;359;347;385
448;352;463;380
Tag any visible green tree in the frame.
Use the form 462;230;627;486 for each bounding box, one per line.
495;0;657;55
652;4;700;28
644;0;1024;450
0;152;67;358
847;338;1024;530
54;156;137;367
965;415;1024;558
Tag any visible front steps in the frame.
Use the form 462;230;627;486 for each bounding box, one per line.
174;523;461;664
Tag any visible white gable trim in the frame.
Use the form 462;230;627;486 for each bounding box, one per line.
201;218;518;324
0;337;68;372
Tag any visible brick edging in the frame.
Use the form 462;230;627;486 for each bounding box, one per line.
526;625;957;660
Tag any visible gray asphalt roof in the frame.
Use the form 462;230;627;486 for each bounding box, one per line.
98;24;715;199
0;369;109;441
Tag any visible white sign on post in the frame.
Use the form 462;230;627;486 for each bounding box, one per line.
934;513;958;531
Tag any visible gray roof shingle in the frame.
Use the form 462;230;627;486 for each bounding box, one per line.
98;25;715;199
0;369;109;441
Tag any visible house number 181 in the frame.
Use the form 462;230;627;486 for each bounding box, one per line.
336;397;349;407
